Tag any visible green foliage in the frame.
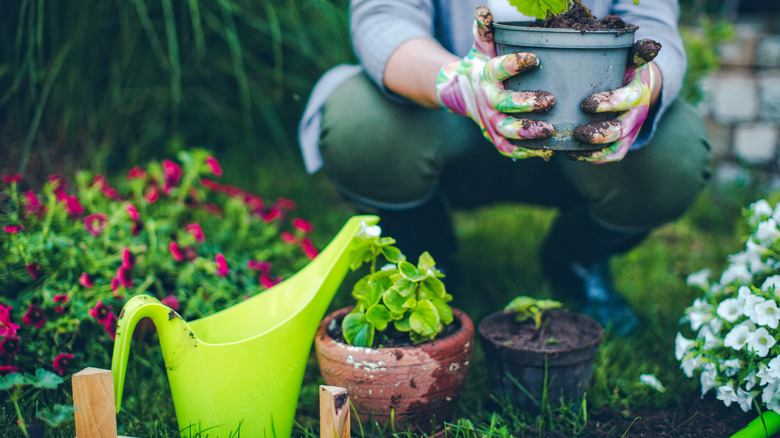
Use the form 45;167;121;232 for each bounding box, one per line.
680;18;735;104
0;148;320;436
507;0;570;19
504;295;562;329
341;229;454;347
0;0;353;173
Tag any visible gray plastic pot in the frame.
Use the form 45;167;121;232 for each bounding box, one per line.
493;22;636;152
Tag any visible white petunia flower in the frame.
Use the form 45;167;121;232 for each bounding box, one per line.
756;299;780;329
766;357;780;381
639;374;666;392
757;363;775;387
700;365;718;396
681;354;702;378
739;285;765;322
747;327;777;357
762;275;780;294
358;221;382;238
744;371;758;391
724;322;752;350
755;218;780;246
763;381;780;408
684;298;714;331
717;298;743;323
717;381;740;407
752;199;773;220
722;358;742;377
698;324;723;349
686;269;711;290
720;258;752;286
745;240;772;274
737;387;758;412
675;332;696;361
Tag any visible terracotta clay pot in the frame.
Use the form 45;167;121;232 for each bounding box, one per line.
478;309;602;411
315;307;474;432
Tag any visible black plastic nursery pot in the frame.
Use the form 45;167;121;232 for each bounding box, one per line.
478;309;603;411
493;22;636;152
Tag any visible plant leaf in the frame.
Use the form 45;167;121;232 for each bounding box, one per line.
366;304;392;331
398;260;425;281
380;245;404;264
383;289;407;313
417;251;436;272
507;0;569;19
342;312;374;347
394;316;411;332
0;373;29;390
409;299;440;338
33;368;64;389
37;404;76;427
419;276;446;300
432;298;454;325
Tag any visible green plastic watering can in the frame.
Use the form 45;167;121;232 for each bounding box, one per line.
111;215;378;437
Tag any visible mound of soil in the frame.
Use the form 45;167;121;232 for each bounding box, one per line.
515;392;757;437
542;0;637;32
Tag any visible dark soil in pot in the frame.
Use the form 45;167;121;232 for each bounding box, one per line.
478;309;603;411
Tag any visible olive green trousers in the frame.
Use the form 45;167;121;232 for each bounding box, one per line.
319;73;711;231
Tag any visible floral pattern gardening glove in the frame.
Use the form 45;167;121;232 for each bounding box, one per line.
435;6;556;160
570;39;662;163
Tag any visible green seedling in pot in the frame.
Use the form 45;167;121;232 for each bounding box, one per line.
504;295;562;329
508;0;638;20
342;222;454;347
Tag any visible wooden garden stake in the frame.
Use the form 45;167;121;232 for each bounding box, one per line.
72;367;131;438
319;385;350;438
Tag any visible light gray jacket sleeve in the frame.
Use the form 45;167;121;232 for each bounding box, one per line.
350;0;437;97
611;0;687;148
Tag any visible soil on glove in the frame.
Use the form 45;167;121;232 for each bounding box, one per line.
540;0;637;32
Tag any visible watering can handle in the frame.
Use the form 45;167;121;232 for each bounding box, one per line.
111;294;194;413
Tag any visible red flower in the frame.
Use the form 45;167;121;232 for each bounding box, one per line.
48;174;67;191
260;272;282;289
53;294;69;314
131;221;144;236
301;238;319;260
161;295;180;311
26;262;41;280
275;198;296;211
169;241;184;262
215;253;228;278
0;336;20;357
2;174;21;184
104;312;118;339
186;223;205;242
145;185;160;203
206;156;223;176
24;190;44;217
52;353;74;376
281;231;297;243
64;195;85;217
115;266;133;288
127;166;147;180
22;304;46;329
0;304;21;337
163;159;182;186
247;260;271;272
93;175;119;199
89;300;113;325
0;365;20;376
262;207;281;223
292;218;313;233
121;247;136;269
79;272;94;288
3;225;23;233
111;277;119;292
126;203;139;221
84;213;108;236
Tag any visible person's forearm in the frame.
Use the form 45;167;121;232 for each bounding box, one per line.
383;38;460;108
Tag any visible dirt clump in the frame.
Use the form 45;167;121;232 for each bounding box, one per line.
542;0;637;32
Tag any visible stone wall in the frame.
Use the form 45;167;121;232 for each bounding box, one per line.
698;14;780;171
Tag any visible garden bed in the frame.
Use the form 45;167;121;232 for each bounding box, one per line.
516;393;755;437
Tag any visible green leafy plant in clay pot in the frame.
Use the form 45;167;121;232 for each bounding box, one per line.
314;222;474;433
490;0;658;156
477;295;603;411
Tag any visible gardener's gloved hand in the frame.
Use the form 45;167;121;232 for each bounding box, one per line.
570;39;662;163
435;6;556;160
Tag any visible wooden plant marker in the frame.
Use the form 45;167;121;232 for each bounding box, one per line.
72;367;134;438
319;385;350;438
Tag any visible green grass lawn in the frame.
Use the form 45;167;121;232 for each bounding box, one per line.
2;150;770;437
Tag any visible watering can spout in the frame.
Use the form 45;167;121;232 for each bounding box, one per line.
112;294;196;412
111;215;378;437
